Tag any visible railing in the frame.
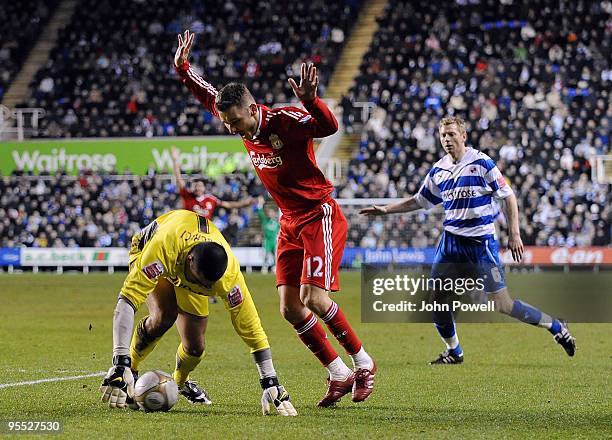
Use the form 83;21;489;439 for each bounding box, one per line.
592;155;612;184
353;101;376;123
273;99;375;124
0;105;46;141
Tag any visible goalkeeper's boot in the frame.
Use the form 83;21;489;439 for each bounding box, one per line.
553;320;576;357
126;370;140;410
179;380;213;405
429;349;464;365
352;359;377;403
317;373;355;407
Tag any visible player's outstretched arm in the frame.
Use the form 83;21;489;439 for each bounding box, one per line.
220;197;255;209
501;193;524;262
173;29;220;117
255;349;297;416
99;298;136;409
360;196;420;215
171;147;186;191
226;300;297;416
287;62;338;137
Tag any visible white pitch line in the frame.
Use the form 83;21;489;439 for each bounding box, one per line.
0;372;106;389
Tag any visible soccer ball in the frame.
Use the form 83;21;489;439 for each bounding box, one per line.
134;370;179;412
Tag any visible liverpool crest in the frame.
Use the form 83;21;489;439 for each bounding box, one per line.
269;134;284;150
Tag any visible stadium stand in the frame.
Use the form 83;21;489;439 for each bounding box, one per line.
0;171;259;248
336;0;611;247
19;0;360;138
0;1;58;102
1;0;609;251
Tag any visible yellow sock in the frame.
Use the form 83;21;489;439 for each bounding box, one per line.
173;343;205;387
129;316;161;372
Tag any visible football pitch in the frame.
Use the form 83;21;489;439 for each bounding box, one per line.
0;272;610;439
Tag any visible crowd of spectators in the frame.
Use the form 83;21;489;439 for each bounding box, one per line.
0;1;58;101
0;170;262;249
20;0;359;137
2;0;610;251
336;0;611;248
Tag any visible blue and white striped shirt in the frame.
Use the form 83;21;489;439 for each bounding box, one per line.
414;148;513;238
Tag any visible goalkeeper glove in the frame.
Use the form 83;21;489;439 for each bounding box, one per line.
260;377;297;416
100;356;135;409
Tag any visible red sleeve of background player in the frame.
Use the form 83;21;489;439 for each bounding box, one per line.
175;61;219;117
205;194;220;211
179;187;195;205
279;97;339;139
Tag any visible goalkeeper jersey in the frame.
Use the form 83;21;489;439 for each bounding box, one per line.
121;209;240;308
257;208;280;252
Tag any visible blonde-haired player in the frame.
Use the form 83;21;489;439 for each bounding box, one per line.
99;209;296;416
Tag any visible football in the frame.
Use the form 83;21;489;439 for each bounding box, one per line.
134;370;179;412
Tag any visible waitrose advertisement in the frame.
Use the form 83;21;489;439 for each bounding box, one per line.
0;137;248;175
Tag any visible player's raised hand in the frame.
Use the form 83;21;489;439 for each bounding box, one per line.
174;30;195;68
508;233;524;262
359;205;388;216
288;62;319;102
171;146;180;162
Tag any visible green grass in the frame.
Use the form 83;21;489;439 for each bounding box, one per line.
0;272;610;439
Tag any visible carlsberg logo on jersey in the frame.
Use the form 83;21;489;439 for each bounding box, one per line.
249;151;283;170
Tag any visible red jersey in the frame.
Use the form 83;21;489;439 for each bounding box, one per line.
179;187;219;219
176;61;337;215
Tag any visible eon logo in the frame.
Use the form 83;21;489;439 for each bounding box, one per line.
249;151;283;170
550;248;603;264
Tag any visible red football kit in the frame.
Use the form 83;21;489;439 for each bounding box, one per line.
176;59;376;402
179;187;219;220
176;61;346;291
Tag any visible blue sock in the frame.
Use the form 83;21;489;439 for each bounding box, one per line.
549;319;562;335
510;300;543;325
433;310;462;356
511;300;561;334
449;344;463;357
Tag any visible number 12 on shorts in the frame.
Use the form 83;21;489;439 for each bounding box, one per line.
306;256;323;278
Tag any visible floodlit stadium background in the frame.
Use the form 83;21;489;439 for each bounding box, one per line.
0;1;610;438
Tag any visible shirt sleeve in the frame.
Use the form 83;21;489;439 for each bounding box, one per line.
414;171;444;209
207;194;220;206
279;97;339;140
485;166;514;199
256;207;266;223
179;187;192;199
120;237;172;309
175;61;219;118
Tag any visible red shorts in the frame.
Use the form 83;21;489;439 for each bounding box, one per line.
276;199;347;291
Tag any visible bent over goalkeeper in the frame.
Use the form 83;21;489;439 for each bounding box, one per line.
100;209;296;416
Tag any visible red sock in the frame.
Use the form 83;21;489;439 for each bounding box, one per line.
293;312;338;366
322;302;362;355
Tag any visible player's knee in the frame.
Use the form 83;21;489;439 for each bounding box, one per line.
279;303;302;323
147;309;178;336
492;290;514;314
182;341;205;357
300;285;329;315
